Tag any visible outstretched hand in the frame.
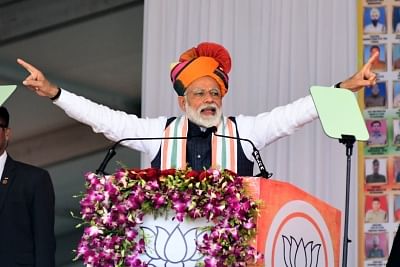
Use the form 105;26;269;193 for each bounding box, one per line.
17;58;59;98
339;52;378;92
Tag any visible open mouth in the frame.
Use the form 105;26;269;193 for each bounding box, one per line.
200;106;217;116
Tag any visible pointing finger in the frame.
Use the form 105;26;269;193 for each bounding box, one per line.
363;52;379;71
17;58;40;75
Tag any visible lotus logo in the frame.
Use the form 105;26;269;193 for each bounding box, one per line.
282;235;321;267
140;225;207;266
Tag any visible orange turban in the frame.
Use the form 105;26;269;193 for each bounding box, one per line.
170;42;231;97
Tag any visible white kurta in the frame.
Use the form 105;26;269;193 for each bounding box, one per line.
54;89;318;162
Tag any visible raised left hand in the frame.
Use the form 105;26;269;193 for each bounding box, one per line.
339;52;378;92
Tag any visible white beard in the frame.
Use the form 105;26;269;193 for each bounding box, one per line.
185;102;222;128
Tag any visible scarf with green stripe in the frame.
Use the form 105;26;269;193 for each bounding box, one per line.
160;116;238;172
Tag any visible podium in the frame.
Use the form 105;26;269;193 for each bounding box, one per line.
246;177;341;267
137;177;341;266
75;170;341;267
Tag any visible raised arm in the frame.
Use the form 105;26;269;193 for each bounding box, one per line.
16;58;167;159
338;52;378;91
17;58;60;98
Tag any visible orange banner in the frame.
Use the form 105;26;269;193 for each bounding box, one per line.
245;177;341;267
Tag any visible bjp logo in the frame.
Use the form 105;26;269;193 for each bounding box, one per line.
265;200;336;267
282;235;321;267
140;225;206;266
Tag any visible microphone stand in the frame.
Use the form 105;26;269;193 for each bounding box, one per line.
212;132;273;178
339;134;355;267
95;137;187;175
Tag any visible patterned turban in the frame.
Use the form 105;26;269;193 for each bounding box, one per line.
170;42;231;97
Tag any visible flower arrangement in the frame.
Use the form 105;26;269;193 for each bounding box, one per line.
74;167;262;266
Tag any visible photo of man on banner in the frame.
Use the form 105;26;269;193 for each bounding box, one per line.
364;82;386;109
365;195;388;223
366;120;387;147
364;6;387;34
365;158;387;184
364;44;387;72
366;233;387;259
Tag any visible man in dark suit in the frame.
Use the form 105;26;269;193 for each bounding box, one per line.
0;107;55;266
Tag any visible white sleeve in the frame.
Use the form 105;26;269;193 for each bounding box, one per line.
236;95;318;157
53;89;167;159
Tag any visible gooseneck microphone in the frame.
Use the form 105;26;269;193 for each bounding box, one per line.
210;126;273;179
96;136;187;175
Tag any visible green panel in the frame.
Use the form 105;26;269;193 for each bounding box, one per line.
0;85;17;105
310;86;369;141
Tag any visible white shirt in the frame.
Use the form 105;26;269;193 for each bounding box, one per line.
395;23;400;33
364;23;386;34
54;89;318;162
0;151;7;182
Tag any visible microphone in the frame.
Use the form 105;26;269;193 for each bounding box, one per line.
210;126;273;179
96;136;187;175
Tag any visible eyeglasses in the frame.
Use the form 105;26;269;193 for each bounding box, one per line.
186;88;221;100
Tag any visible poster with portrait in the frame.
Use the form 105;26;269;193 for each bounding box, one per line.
359;1;400;266
393;81;400;107
365;158;388;185
363;6;387;34
392;44;400;70
393;157;400;183
364;232;389;260
366;119;387;147
364;44;387;72
393;6;400;33
365;82;387;109
365;194;389;223
393;194;400;222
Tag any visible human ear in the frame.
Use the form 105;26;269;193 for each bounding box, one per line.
178;96;186;111
5;128;11;141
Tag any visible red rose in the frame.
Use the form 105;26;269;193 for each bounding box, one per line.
186;170;199;180
198;171;209;181
143;168;160;180
160;168;176;176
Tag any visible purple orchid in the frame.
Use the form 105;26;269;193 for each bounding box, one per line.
75;168;262;266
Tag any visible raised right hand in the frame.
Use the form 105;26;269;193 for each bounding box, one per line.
17;58;59;98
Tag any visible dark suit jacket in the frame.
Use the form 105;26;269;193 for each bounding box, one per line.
0;156;55;267
388;225;400;266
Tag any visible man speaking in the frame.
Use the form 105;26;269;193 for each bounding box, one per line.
17;42;377;176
